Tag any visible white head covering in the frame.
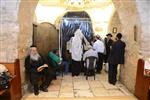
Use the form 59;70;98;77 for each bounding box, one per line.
74;29;83;39
0;64;8;73
70;29;84;61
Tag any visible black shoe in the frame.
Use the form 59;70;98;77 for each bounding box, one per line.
40;87;48;92
109;81;116;85
96;71;101;74
34;90;39;96
110;82;116;85
54;76;57;80
72;74;75;77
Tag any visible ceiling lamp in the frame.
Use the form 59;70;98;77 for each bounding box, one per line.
68;0;84;5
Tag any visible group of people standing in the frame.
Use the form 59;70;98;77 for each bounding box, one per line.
24;28;126;96
69;29;126;85
92;33;126;85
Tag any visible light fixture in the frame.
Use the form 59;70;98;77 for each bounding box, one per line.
68;0;84;5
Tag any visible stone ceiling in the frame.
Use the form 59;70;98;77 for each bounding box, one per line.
38;0;112;9
35;0;115;37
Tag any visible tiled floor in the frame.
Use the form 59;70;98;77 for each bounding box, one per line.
22;70;137;100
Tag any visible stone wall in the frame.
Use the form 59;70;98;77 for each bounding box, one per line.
112;0;142;93
136;0;150;57
0;0;39;93
111;0;150;93
1;0;149;96
108;11;122;40
18;0;39;93
0;0;20;62
18;0;38;59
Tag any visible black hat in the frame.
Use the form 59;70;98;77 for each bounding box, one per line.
30;45;37;48
106;33;112;37
116;33;122;39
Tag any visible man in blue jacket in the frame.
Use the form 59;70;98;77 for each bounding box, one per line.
108;33;126;85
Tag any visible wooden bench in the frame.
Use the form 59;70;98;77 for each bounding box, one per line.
135;59;150;100
0;59;22;100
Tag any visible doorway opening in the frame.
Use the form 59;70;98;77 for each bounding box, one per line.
59;11;94;60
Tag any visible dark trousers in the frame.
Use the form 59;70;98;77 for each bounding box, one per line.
103;54;109;63
108;63;118;84
30;68;54;92
97;53;103;73
71;59;81;76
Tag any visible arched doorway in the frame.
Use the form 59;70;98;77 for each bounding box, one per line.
60;11;93;59
16;0;147;95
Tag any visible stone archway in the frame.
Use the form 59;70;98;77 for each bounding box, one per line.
18;0;39;59
110;0;149;93
17;1;39;93
17;0;144;93
1;0;149;95
108;1;141;93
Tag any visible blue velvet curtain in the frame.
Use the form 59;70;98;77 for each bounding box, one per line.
60;11;94;60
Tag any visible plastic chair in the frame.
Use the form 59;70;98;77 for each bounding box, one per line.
85;56;97;80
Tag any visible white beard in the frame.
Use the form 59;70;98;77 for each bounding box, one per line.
30;53;40;61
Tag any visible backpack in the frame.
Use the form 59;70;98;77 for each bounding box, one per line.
0;72;11;90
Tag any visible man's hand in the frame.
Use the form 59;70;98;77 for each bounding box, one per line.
60;57;62;61
37;64;48;72
43;64;48;67
37;66;44;72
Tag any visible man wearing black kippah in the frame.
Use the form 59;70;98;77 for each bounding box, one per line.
108;33;126;85
103;33;113;72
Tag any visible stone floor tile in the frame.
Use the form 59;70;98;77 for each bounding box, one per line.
52;79;62;85
61;82;73;87
91;87;109;96
118;85;133;96
38;91;59;97
74;81;90;90
60;86;73;93
25;91;59;98
59;92;74;97
88;80;104;88
73;76;87;82
108;89;125;96
22;72;134;99
48;84;61;91
74;90;94;97
101;81;118;90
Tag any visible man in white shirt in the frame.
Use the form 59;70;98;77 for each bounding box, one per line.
93;35;105;73
83;45;98;61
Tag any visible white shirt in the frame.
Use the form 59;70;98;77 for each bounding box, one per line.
0;64;8;73
93;40;105;53
145;60;150;70
83;49;98;61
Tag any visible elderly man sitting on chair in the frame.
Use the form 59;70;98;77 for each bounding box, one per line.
25;46;54;95
83;45;98;76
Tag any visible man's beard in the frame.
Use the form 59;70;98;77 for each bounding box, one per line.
30;53;40;61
